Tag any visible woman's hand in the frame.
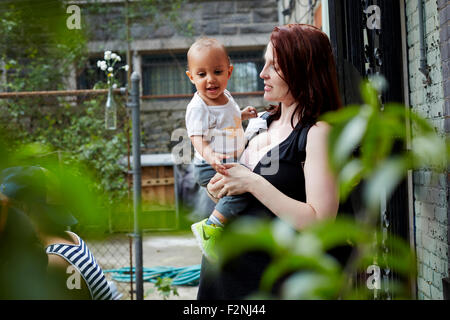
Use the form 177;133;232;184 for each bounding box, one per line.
207;163;258;198
209;152;229;176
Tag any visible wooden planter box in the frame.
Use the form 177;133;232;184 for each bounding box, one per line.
112;154;179;232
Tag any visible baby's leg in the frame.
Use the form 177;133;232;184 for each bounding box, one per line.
206;209;227;227
207;194;249;227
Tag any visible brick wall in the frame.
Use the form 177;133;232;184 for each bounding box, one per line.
437;0;450;287
406;0;449;300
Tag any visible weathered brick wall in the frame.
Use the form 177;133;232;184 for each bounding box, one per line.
406;0;449;300
437;0;450;287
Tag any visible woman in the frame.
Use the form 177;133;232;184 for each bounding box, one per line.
197;24;343;299
0;166;116;300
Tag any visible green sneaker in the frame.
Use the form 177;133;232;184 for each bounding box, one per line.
191;218;223;262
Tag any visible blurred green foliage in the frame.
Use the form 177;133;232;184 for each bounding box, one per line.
0;94;130;236
0;1;123;234
0;1;196;232
218;216;415;299
0;129;116;238
324;78;449;214
0;0;192;300
0;125;122;298
0;0;88;92
215;78;448;299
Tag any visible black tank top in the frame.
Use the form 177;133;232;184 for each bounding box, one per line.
245;113;312;219
197;113;313;300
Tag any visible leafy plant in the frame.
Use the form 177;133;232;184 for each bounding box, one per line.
216;77;448;299
0;1;134;234
145;277;179;300
0;0;88;92
0;130;112;239
324;77;448;217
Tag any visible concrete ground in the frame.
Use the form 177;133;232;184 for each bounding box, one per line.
87;231;202;300
142;233;202;300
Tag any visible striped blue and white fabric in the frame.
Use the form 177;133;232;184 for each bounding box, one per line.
46;232;113;300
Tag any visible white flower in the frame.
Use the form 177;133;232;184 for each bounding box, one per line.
115;55;121;62
100;63;107;71
108;67;113;72
112;83;118;89
111;53;117;60
97;60;103;68
123;65;129;71
104;50;112;60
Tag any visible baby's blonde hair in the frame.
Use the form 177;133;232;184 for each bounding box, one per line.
187;37;230;69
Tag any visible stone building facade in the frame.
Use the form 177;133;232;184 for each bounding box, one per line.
80;0;278;154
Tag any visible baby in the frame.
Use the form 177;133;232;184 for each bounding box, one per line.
185;37;257;261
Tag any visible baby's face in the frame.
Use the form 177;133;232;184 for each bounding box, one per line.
186;46;233;105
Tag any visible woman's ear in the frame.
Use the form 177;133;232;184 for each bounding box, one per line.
186;70;195;84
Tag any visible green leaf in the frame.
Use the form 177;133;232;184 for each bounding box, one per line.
305;218;371;250
412;134;448;170
280;271;343;300
321;105;361;125
360;80;380;108
330;105;372;170
338;159;364;201
260;254;340;293
217;216;278;265
363;157;407;212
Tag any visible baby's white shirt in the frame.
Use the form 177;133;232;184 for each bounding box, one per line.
185;90;245;161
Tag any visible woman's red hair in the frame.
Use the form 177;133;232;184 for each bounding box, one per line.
268;24;342;127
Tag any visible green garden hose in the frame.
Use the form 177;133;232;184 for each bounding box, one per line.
104;264;201;286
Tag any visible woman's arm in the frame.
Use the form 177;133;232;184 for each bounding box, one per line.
209;121;339;230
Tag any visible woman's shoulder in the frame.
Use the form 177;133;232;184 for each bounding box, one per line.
306;121;331;147
47;252;71;269
47;249;92;299
308;121;331;136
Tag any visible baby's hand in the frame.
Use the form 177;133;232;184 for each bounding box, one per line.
210;153;229;176
241;106;257;121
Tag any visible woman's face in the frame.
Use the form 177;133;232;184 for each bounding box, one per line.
259;42;294;105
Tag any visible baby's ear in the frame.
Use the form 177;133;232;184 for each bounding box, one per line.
227;65;234;79
186;70;195;84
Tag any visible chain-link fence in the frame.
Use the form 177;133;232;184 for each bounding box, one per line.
87;233;134;300
0;89;137;299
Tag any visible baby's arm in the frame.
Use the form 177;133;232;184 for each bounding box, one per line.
190;135;229;175
241;106;257;121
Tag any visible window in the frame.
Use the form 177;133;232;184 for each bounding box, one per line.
228;51;264;93
142;53;192;96
141;50;264;96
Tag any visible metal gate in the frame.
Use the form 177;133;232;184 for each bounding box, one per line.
328;0;411;299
